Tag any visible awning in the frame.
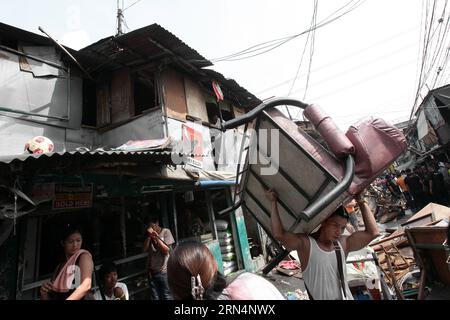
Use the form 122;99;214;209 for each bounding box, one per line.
0;149;200;173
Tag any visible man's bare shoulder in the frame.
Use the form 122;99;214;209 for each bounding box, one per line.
293;233;309;248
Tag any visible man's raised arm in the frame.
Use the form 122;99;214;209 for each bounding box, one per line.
344;193;380;254
267;189;305;251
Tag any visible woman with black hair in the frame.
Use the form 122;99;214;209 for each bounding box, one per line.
167;240;284;300
40;225;94;300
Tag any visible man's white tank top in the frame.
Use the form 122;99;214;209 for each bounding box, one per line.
302;236;353;300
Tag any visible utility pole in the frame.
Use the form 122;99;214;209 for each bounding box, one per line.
116;0;142;36
116;0;124;36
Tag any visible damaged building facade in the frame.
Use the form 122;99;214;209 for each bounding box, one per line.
397;84;450;168
0;22;264;299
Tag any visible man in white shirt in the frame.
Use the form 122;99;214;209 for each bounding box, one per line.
143;216;175;300
267;189;379;300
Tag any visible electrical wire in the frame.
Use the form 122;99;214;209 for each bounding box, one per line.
429;2;450;88
206;0;366;63
308;58;416;102
285;0;318;119
255;25;420;96
421;11;449;89
287;2;316;96
404;0;450;139
287;42;417;98
408;0;437;125
303;0;319;101
123;0;142;12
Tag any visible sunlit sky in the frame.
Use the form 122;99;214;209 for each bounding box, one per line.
1;0;449;129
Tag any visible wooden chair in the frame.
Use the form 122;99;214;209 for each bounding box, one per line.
405;226;450;299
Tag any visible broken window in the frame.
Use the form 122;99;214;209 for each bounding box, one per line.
435;96;450;123
219;102;235;121
82;80;97;127
133;74;157;116
206;102;220;125
206;101;235;125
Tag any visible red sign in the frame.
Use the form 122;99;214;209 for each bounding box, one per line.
182;124;203;165
212;81;224;102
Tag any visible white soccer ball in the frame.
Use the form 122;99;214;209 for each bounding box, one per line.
24;136;55;154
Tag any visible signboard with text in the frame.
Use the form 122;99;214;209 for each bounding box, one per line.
52;183;93;210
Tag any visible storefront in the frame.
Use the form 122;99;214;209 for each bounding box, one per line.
0;151;253;300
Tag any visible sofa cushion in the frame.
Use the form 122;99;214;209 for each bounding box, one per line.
346;117;407;195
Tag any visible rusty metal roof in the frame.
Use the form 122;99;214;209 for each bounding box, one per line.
77;23;212;74
1;21;260;110
202;69;262;108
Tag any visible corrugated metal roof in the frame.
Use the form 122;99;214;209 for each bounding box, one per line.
202;69;262;108
77;23;212;73
75;24;261;108
0;22;56;47
1;21;261;110
0;22;79;58
0;149;203;168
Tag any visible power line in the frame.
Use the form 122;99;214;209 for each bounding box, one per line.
123;0;142;12
422;10;449;89
286;42;417;98
307;58;417;102
255;25;419;96
408;0;437;125
287;1;317;96
405;0;450;138
430;3;450;88
303;0;319;101
285;0;318;119
207;0;366;63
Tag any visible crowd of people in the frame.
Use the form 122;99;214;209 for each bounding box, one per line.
377;161;450;212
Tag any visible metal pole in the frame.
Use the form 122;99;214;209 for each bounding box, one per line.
205;190;218;241
117;0;123;36
0;106;68;121
217;100;224;131
171;192;179;243
38;26;94;81
120;197;127;258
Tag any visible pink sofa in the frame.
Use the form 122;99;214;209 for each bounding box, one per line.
303;104;407;197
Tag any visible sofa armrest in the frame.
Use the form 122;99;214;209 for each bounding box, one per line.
304;104;355;159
